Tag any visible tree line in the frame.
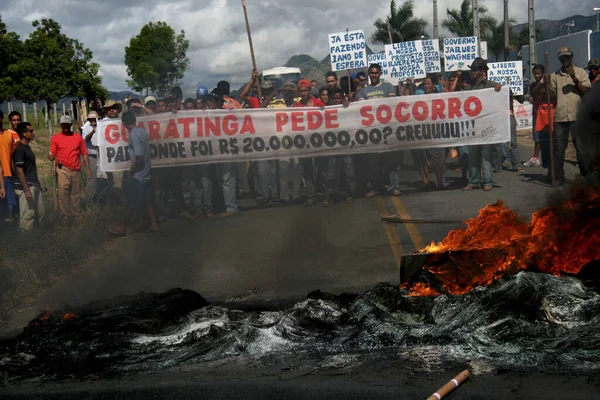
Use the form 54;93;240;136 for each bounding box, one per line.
0;17;107;107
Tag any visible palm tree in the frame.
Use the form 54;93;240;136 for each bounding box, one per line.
442;0;497;41
371;0;429;45
487;20;518;61
516;26;543;49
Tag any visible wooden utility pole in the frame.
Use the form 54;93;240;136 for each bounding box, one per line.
545;52;556;187
472;0;481;56
504;0;510;60
433;0;439;39
528;0;536;73
241;0;262;101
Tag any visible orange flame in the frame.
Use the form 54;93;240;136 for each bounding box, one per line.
40;311;51;321
62;313;76;321
408;185;600;296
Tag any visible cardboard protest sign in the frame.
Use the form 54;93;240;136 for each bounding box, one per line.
328;30;368;71
421;39;442;73
384;41;426;81
443;36;479;71
98;89;510;171
367;52;399;85
488;61;524;95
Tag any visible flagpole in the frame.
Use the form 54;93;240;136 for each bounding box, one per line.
241;0;262;101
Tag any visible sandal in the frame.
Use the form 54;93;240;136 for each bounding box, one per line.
108;227;127;237
365;190;377;198
303;199;315;207
391;189;401;196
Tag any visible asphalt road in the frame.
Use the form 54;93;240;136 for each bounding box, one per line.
0;142;579;334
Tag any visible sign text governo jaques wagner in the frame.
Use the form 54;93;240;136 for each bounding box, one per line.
97;88;510;172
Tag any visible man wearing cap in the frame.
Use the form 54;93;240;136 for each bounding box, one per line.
461;57;502;191
240;70;279;205
588;59;600;85
91;99;123;205
49;115;91;218
81;110;100;201
293;79;326;206
144;96;157;113
543;46;591;181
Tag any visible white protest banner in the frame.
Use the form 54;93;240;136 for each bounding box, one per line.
513;100;534;129
421;39;442;73
480;41;488;60
384;41;426;81
328;30;368;72
488;61;524;95
367;52;399;85
97;89;510;171
444;36;479;71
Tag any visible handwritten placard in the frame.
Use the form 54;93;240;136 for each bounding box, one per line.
384;41;426;81
328;30;368;71
488;61;524;95
421;39;442;73
443;36;479;71
367;52;400;85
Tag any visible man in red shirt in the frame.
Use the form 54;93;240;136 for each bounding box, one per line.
293;80;326;206
49;115;91;218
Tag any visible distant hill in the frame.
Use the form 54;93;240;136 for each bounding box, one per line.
513;14;595;43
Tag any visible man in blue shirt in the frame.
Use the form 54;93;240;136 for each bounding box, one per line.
108;111;159;236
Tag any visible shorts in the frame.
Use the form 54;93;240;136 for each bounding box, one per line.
3;177;17;206
124;176;151;210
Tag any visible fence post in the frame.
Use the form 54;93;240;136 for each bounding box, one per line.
8;101;12;113
22;103;27;122
53;103;57;128
33;103;38;123
62;103;66;116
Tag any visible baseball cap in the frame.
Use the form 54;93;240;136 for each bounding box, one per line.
282;81;296;90
88;111;99;119
261;80;273;90
144;96;156;105
558;46;573;58
196;86;209;97
588;58;600;68
297;79;312;89
60;115;72;124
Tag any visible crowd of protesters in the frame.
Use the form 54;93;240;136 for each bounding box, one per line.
0;45;594;234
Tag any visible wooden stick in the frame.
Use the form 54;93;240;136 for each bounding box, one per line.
426;369;470;400
544;52;556;187
241;0;262;101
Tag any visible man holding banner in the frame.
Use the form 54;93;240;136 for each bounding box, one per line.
358;63;397;198
462;58;502;192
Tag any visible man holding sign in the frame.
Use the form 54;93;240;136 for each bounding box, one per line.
461;58;502;192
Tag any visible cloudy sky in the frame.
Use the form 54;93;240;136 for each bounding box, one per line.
1;0;596;95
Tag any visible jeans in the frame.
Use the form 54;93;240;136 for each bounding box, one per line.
91;173;114;206
506;115;522;169
467;144;494;187
217;163;238;213
256;160;278;200
278;159;302;201
235;162;250;194
324;156;357;196
552;121;576;181
193;165;213;212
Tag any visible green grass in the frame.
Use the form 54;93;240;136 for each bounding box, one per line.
0;118;121;324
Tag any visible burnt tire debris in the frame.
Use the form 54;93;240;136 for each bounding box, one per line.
1;272;600;383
